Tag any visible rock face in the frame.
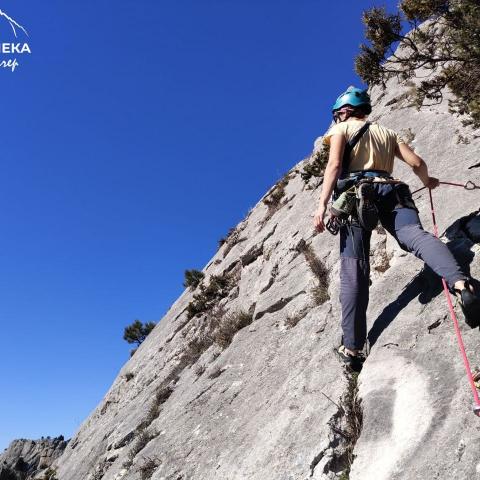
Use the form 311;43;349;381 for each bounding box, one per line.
0;437;68;480
10;60;480;480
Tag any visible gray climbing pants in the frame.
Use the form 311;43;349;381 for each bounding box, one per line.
340;182;467;351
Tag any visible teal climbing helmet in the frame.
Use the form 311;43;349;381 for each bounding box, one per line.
332;86;371;113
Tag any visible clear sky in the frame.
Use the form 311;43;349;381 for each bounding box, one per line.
0;0;400;450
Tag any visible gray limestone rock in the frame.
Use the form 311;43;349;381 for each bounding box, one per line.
0;437;67;480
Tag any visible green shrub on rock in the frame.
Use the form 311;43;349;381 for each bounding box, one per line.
183;269;205;289
355;1;480;127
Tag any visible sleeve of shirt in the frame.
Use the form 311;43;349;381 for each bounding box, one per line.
323;123;345;145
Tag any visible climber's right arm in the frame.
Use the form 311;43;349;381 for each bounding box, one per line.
395;142;439;189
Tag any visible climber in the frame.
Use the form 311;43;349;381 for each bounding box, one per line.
313;86;480;372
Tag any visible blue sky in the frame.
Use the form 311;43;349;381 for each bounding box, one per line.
0;0;400;450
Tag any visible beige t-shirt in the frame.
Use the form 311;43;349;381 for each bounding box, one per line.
323;119;404;174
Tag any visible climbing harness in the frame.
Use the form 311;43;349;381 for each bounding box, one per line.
327;178;480;236
327;174;406;235
427;186;480;417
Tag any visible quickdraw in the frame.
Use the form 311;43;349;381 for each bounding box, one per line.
412;180;480;195
327;177;405;236
325;216;346;235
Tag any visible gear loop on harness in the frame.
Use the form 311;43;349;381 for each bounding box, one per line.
327;172;406;235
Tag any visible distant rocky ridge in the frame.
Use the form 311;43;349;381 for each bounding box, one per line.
0;437;67;480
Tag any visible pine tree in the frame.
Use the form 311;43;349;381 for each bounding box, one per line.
123;320;156;347
355;0;480;127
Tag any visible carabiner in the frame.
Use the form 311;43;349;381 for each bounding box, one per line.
326;217;340;236
464;180;478;190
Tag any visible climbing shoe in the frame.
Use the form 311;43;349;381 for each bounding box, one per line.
356;182;379;231
456;280;480;328
335;345;365;373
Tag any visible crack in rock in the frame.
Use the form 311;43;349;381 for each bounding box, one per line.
166;315;193;343
112;431;135;450
309;445;329;476
241;243;264;267
185;383;216;407
310;372;363;478
254;290;306;320
262;223;278;243
427;317;443;333
225;259;242;274
174;306;189;322
240;225;278;268
259;263;279;295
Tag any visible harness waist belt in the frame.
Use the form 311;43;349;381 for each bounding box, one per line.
348;170;392;179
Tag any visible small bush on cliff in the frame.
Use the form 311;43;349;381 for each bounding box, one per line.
137;384;174;432
194;363;207;377
263;175;288;208
180;305;254;370
301;145;330;185
355;1;480;127
183;269;205;289
138;456;161;480
182;334;213;365
186;273;233;319
213;310;253;349
124;428;158;470
42;468;58;480
124;320;156;356
131;429;156;459
341;372;363;476
218;226;238;248
261;173;291;224
284;313;303;329
295;239;330;305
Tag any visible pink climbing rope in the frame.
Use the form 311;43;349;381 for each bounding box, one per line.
428;188;480;416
